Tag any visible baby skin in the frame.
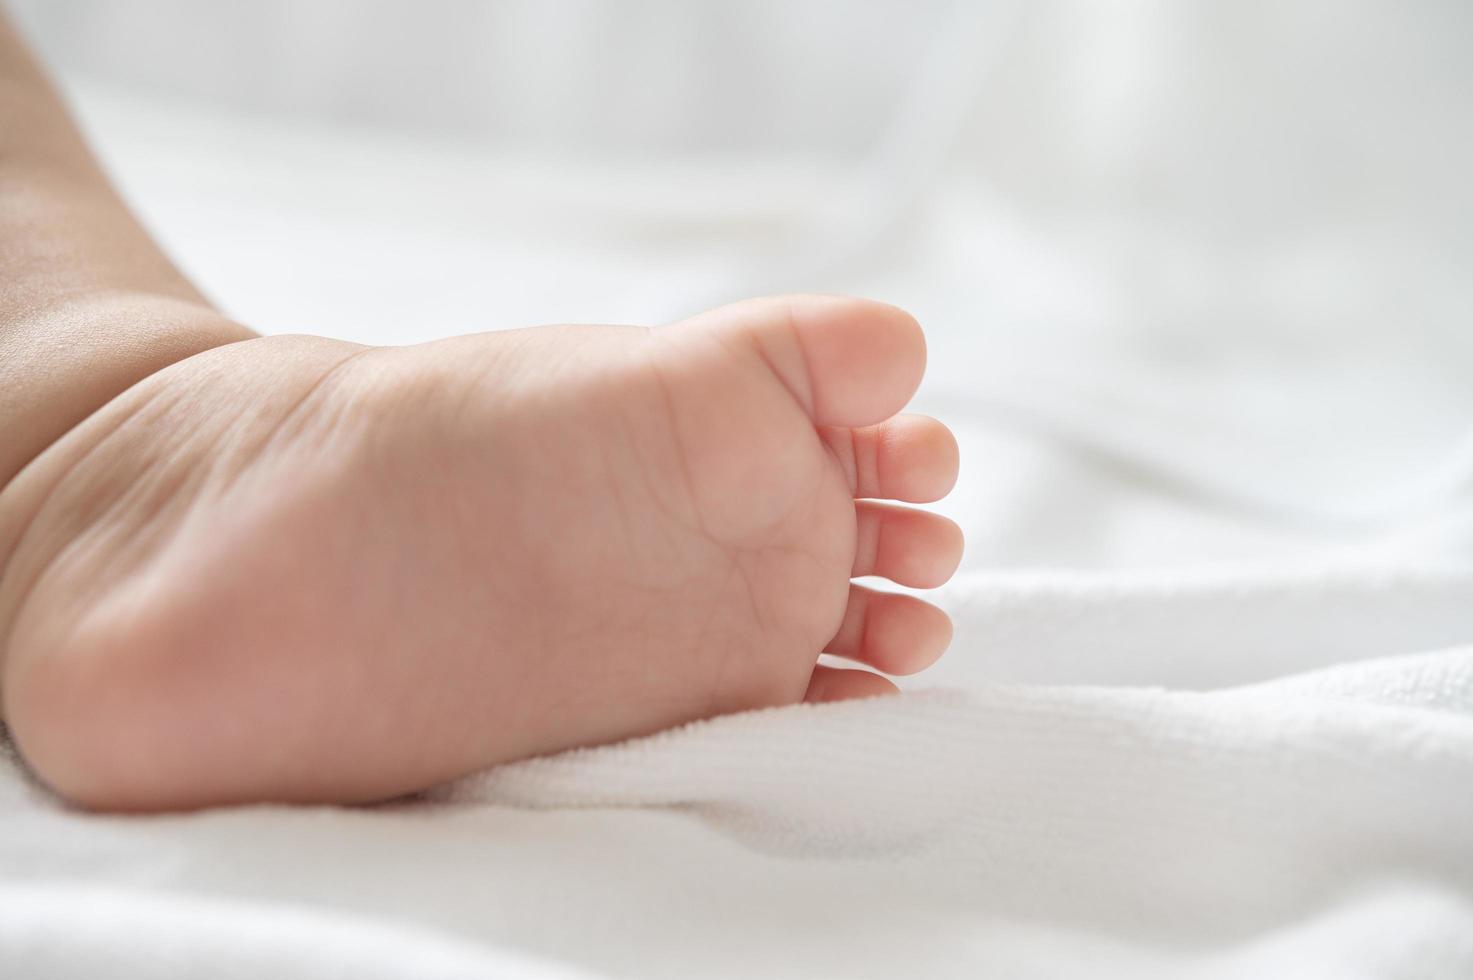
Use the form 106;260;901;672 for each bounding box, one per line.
0;296;961;811
0;12;959;811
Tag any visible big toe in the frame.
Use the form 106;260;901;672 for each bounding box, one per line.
679;295;927;427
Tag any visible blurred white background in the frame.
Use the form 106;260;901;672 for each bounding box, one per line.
11;0;1473;571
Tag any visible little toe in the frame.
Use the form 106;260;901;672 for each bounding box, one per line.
825;584;953;675
684;294;926;427
804;665;900;704
821;414;960;503
852;501;964;588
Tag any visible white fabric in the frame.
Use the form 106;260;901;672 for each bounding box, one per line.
4;2;1473;977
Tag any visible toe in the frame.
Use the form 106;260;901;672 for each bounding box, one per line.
804;665;900;703
820;414;960;502
685;294;926;427
825;584;953;675
852;501;964;588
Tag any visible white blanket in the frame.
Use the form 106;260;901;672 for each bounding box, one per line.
5;589;1473;978
5;4;1473;974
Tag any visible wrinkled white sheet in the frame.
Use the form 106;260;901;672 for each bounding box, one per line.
4;2;1473;976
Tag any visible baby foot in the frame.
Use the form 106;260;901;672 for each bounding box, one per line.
0;295;961;809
